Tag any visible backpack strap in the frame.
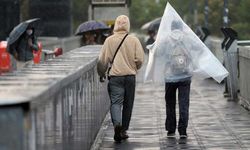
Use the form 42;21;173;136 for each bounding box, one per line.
107;33;128;76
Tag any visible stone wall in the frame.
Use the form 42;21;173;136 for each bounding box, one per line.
209;37;250;110
238;46;250;110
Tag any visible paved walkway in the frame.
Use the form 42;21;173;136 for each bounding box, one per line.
92;77;250;150
92;54;250;150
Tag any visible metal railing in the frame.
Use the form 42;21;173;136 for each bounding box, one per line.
238;45;250;110
221;27;238;101
237;40;250;46
0;45;110;150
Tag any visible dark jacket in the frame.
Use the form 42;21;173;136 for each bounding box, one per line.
146;36;155;46
12;34;39;62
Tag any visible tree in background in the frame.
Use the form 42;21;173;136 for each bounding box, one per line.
130;0;190;30
16;0;250;39
72;0;89;33
199;0;250;39
231;0;250;39
129;0;165;29
20;0;29;21
130;0;250;39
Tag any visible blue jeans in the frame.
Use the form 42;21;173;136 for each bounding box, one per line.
108;75;135;130
165;80;191;134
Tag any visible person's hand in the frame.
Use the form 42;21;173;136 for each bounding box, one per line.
99;76;106;82
14;52;18;59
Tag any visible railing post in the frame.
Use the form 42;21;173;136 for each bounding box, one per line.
221;27;238;101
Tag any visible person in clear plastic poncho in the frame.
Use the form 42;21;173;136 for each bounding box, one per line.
145;3;228;84
160;20;193;138
144;3;228;138
158;20;194;83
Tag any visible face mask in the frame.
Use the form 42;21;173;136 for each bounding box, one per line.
26;30;33;35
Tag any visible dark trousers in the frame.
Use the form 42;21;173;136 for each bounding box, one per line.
165;80;191;134
108;75;135;131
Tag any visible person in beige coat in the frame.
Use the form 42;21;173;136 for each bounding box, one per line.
97;15;144;142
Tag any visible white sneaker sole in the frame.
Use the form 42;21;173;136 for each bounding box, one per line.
180;135;187;138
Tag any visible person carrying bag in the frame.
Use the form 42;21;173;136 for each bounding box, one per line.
97;15;144;142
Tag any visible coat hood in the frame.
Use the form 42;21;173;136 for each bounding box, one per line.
113;15;130;33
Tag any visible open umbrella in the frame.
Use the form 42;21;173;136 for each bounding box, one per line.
75;20;110;35
141;17;161;31
7;18;41;46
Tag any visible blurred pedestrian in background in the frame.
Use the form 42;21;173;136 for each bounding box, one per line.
75;20;110;46
146;30;156;46
10;27;38;69
83;32;97;45
145;30;156;53
7;18;40;70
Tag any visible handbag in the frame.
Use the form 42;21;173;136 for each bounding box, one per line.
107;33;128;80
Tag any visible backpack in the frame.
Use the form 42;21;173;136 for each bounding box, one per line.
170;46;190;75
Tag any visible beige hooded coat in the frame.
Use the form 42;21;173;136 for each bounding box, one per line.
97;15;144;77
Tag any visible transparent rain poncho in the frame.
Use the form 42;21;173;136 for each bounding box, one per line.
144;3;229;83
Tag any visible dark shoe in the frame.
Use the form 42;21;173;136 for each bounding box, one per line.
167;131;175;137
121;130;129;140
180;134;188;139
114;125;122;142
179;131;188;139
223;92;230;97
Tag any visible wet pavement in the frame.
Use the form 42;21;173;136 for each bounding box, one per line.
92;78;250;150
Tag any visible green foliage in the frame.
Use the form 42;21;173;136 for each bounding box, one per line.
130;0;250;39
71;0;250;39
72;0;89;33
229;0;250;39
129;0;166;29
130;0;190;29
20;0;29;21
232;23;250;40
207;0;223;36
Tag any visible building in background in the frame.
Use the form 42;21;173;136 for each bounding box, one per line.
89;0;131;26
0;0;20;40
29;0;72;37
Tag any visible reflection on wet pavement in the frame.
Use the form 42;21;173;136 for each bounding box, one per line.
95;77;250;150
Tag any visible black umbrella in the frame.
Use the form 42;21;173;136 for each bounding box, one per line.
7;18;41;46
141;17;161;31
75;20;110;35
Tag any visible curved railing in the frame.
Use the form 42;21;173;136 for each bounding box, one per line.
0;45;109;150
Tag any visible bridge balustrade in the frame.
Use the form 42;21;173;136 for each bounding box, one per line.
0;45;109;150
